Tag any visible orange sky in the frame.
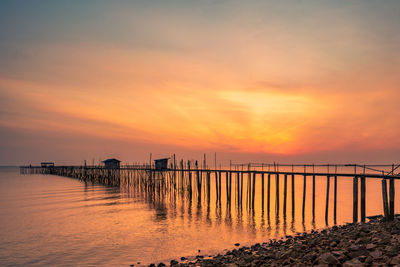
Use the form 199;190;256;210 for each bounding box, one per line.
1;1;400;165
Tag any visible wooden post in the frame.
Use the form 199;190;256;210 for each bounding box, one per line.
390;164;395;220
302;174;306;220
267;173;271;216
283;174;287;217
382;179;389;220
247;168;251;208
246;172;251;207
312;174;316;221
188;161;192;199
325;175;330;224
276;173;280;214
252;172;256;209
334;175;338;223
197;162;201;201
229;171;232;204
240;171;243;205
226;172;229;203
218;171;222;205
236;172;240;205
149;153;152;168
207;171;211;202
360;176;366;222
291;174;295;220
215;171;219;202
389;178;395;220
262;173;265;211
353;176;358;222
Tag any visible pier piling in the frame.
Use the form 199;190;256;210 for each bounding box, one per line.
325;175;330;224
382;179;389;220
21;162;400;224
389;178;395;220
353;176;358;222
361;176;366;222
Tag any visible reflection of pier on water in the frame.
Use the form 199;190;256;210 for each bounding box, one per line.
20;162;399;237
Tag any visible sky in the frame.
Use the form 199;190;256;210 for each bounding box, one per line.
1;0;400;165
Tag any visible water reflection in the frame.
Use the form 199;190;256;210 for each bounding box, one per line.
3;167;400;266
118;166;399;236
122;169;311;234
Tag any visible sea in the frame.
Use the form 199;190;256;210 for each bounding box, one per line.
0;166;398;266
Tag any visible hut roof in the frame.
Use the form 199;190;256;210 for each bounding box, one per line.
154;158;169;162
102;158;121;163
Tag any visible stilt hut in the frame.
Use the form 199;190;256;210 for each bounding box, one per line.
41;162;54;167
154;158;169;171
102;158;121;169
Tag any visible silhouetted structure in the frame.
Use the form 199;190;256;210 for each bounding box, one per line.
102;158;121;169
154;158;169;170
20;161;400;223
41;162;54;167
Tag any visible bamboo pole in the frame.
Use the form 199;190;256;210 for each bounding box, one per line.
226;171;229;203
240;171;243;205
302;174;306;220
237;172;240;206
215;171;219;202
229;171;232;205
334;175;337;223
283;174;287;217
207;171;210;202
382;179;389;220
262;173;265;211
252;172;256;209
312;174;316;221
218;171;222;205
361;176;366;222
276;173;280;214
325;175;330;224
188;161;192;199
353;176;358;222
267;173;271;216
291;173;295;220
390;164;395;220
389;178;395;220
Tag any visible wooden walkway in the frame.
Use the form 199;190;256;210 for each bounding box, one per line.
20;162;398;223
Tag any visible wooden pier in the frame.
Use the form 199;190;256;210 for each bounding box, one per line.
20;162;399;223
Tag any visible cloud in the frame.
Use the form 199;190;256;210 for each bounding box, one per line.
1;1;400;163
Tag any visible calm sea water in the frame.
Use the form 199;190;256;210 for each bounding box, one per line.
0;166;398;266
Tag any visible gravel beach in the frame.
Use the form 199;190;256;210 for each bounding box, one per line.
150;216;400;266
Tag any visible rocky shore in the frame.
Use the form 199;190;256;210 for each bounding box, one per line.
150;216;400;266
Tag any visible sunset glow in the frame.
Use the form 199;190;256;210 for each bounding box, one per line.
1;1;400;164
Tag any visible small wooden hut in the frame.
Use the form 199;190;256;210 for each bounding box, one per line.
102;158;121;169
154;158;169;171
41;162;54;167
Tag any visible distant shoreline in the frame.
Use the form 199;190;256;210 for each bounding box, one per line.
0;166;19;168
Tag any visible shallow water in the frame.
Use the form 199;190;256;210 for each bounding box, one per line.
0;166;398;266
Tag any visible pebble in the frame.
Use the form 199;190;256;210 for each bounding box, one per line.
317;252;339;264
366;243;376;250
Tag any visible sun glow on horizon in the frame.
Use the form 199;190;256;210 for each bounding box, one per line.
1;1;400;164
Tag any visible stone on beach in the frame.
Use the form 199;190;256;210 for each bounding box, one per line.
317;252;340;264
